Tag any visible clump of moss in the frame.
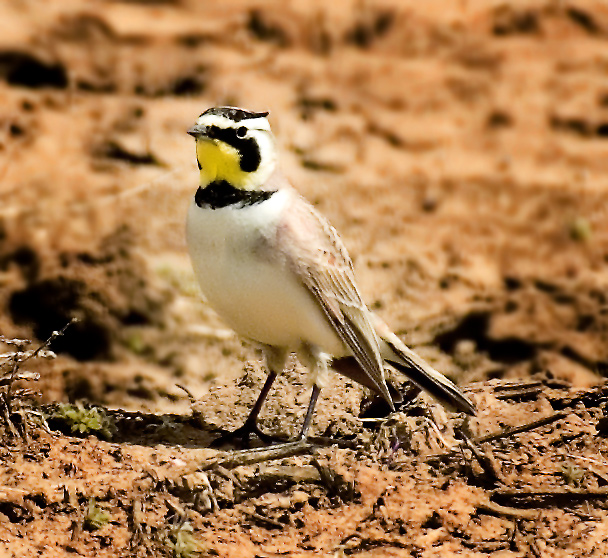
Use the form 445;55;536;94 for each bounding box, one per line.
560;462;585;486
163;521;205;558
47;401;115;439
569;216;592;242
84;498;110;531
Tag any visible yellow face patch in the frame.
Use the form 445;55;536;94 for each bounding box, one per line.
196;139;250;189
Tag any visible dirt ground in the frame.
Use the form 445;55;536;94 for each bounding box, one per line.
1;0;608;556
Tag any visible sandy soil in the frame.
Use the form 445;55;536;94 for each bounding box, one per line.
1;0;608;556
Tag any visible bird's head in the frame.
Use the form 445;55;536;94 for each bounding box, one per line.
188;107;277;190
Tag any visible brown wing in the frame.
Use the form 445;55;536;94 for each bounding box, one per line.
274;191;393;408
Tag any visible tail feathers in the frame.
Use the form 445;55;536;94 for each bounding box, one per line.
331;356;399;407
373;318;476;415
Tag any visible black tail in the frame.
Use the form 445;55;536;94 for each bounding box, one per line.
385;342;476;415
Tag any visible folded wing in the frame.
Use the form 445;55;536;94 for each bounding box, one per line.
276;193;394;409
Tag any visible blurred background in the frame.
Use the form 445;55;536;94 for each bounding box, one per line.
0;0;607;419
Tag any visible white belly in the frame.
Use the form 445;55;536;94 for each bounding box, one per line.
186;190;344;354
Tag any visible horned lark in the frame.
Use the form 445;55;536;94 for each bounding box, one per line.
186;107;475;443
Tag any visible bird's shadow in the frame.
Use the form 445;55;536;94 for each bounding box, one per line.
43;404;222;449
41;390;399;450
112;409;221;448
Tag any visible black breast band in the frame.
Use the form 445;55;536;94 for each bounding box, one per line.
194;181;276;210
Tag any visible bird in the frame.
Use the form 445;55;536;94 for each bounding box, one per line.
185;106;475;444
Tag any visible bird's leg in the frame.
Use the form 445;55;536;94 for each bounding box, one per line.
296;345;329;441
293;348;357;448
236;370;278;439
212;347;287;448
298;384;321;440
211;371;278;447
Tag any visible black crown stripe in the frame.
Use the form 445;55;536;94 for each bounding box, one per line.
200;107;269;123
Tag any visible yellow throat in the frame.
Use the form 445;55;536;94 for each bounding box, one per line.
196;139;250;188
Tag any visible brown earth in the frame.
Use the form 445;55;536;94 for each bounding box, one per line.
1;0;608;556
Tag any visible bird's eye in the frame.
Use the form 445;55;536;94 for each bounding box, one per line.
236;126;247;138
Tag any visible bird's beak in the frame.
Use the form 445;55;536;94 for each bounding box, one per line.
187;124;208;138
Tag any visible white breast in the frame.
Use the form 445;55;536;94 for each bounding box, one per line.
186;189;344;354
